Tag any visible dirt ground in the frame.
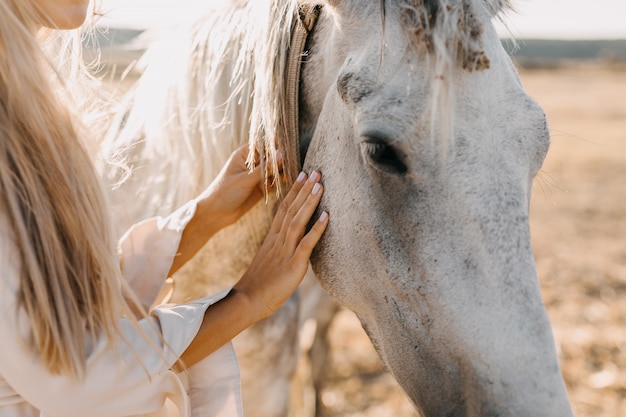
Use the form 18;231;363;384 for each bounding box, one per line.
312;63;626;417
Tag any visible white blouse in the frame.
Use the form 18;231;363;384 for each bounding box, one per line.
0;201;243;417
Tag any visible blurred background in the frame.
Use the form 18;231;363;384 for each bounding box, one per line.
93;1;626;416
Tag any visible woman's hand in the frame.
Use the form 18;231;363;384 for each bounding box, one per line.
233;170;329;320
198;145;268;230
167;145;270;276
177;170;328;368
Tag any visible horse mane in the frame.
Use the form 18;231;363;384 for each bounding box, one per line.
247;0;311;193
100;0;304;223
100;0;513;222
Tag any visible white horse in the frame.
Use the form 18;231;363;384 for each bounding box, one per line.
100;1;574;416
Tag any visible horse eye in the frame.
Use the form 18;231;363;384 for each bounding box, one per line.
362;138;408;175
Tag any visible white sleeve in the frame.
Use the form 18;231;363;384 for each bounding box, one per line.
0;283;239;417
0;215;242;417
119;200;197;307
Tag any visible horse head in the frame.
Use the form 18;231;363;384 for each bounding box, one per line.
290;1;573;415
102;0;573;414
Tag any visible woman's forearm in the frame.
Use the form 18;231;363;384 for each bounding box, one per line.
167;195;227;277
176;289;258;370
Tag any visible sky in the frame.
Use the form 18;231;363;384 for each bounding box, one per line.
98;0;626;40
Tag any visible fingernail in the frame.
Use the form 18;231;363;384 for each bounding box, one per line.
296;172;306;183
308;170;319;183
312;183;321;195
319;211;328;222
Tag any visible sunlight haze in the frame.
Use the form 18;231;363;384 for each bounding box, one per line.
99;0;626;40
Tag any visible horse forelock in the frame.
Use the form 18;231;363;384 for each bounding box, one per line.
398;0;491;72
387;0;511;153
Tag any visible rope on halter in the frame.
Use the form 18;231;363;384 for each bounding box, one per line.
281;3;322;185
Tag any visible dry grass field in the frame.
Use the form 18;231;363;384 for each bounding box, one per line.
310;63;626;417
104;61;625;416
525;63;626;417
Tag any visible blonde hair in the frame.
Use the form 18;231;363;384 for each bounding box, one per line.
0;0;142;379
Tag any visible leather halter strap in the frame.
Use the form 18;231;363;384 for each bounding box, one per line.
283;4;321;180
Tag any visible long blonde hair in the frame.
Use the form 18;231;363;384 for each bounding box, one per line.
0;0;139;379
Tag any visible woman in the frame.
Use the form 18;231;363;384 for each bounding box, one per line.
0;1;329;416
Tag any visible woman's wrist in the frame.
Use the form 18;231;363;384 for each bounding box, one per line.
224;287;266;326
230;275;277;323
177;287;259;369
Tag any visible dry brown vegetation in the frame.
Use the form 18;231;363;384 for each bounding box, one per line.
313;63;626;417
526;63;626;417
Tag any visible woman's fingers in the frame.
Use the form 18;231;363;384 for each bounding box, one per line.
277;171;309;211
270;171;312;231
296;210;329;260
283;181;324;249
274;171;322;241
235;170;328;319
268;168;327;252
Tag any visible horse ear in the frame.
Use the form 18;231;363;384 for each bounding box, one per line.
482;0;512;17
